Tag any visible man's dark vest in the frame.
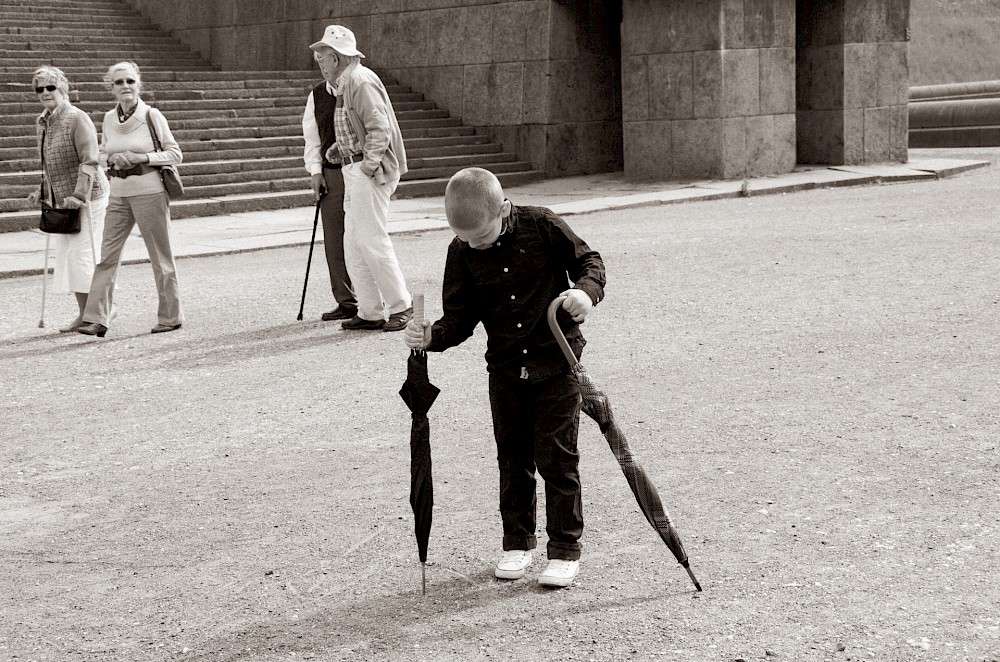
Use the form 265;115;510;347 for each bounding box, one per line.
313;82;338;167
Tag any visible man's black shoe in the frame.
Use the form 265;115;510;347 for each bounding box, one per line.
342;316;385;331
322;307;357;321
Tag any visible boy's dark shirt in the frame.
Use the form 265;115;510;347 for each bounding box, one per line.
427;203;606;382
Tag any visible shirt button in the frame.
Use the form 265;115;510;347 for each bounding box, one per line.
503;268;509;273
516;323;522;328
522;349;528;354
510;295;515;300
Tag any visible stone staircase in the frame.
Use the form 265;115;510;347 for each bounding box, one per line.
908;80;1000;148
0;0;541;233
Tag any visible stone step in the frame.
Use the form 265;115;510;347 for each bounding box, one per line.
177;134;493;156
0;39;192;51
1;79;315;93
0;65;221;75
0;0;139;8
0;70;329;83
1;154;528;203
0;3;140;11
0;117;475;141
0;0;538;232
0;99;305;115
162;136;306;154
0;141;508;174
0;9;140;19
0;146;35;160
0;0;135;7
0;7;142;17
0;0;130;5
908;126;1000;148
183;169;306;190
0;20;156;31
0;33;178;44
401;125;479;140
0;135;35;148
0;80;413;95
408;152;519;169
3;49;204;62
0;158;37;174
0;170;545;229
0;132;489;151
0;3;132;10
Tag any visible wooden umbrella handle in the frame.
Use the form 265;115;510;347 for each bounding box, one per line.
546;296;580;368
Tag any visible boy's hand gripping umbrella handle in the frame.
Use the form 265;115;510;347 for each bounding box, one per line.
546;296;580;368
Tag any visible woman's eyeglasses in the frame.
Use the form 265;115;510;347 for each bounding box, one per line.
35;85;58;94
113;78;137;86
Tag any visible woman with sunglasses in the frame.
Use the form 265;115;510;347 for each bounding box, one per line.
78;61;184;338
27;66;110;332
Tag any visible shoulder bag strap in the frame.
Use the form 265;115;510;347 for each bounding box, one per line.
145;109;163;153
39;124;55;206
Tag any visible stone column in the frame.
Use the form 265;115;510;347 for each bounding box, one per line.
622;0;796;180
796;0;910;164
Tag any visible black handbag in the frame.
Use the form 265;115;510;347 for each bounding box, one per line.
37;124;83;234
40;202;81;234
145;109;185;199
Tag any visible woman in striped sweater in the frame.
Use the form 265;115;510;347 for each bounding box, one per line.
78;61;184;338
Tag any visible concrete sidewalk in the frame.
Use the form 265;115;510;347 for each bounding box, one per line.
0;156;988;279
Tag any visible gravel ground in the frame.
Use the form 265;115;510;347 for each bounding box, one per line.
1;148;998;662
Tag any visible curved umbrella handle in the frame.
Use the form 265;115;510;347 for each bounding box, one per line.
546;296;580;368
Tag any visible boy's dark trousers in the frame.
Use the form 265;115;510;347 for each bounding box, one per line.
489;371;583;561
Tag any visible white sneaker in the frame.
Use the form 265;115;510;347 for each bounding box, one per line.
494;550;533;580
538;559;579;588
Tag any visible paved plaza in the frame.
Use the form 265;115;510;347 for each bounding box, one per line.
1;147;998;661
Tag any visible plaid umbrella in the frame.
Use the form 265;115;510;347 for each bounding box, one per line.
398;295;439;594
547;297;702;591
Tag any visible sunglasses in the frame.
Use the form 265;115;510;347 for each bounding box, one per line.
113;78;137;86
35;84;58;94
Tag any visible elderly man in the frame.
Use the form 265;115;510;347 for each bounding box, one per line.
308;25;412;332
302;41;356;322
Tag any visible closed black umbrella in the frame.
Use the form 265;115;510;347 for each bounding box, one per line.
398;295;439;594
547;297;702;591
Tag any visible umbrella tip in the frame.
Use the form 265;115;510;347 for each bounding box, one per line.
685;566;702;592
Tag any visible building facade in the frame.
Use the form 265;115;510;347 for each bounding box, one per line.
126;0;910;180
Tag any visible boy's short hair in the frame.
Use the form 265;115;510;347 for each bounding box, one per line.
445;167;505;231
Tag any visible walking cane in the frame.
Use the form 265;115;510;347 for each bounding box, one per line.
80;166;98;264
296;192;325;321
38;234;50;328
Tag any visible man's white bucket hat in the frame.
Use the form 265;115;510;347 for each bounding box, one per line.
309;25;365;58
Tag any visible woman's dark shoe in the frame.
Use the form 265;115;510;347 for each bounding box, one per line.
151;323;182;334
76;323;107;337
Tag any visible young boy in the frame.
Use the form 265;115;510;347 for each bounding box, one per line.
404;167;606;588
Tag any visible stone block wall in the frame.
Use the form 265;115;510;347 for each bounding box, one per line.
796;0;909;164
622;0;797;180
124;0;622;178
125;0;912;181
